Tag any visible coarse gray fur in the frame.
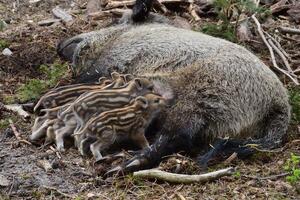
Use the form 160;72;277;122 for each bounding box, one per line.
58;13;290;156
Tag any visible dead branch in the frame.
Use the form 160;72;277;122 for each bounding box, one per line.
270;0;290;14
251;14;299;85
50;146;62;159
264;32;290;60
133;167;235;183
8;119;32;145
4;104;30;121
278;27;300;35
267;39;294;74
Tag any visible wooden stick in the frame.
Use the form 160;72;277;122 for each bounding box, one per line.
251;15;299;85
264;31;290;60
4;104;30;121
267;39;294;74
8;119;32;145
278;27;300;35
133;167;235;183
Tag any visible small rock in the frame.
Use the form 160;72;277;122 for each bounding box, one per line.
52;7;73;23
2;48;12;56
37;159;53;172
0;174;10;187
37;19;61;26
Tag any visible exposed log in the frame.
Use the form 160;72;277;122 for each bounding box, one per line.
133;167;235;183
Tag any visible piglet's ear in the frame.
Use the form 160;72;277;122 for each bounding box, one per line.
125;74;134;82
133;78;143;90
111;72;120;80
98;77;107;83
135;96;148;109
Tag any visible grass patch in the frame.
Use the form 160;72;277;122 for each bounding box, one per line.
0;39;9;50
284;153;300;184
0;119;10;130
199;0;269;42
201;23;237;42
289;87;300;124
17;61;69;102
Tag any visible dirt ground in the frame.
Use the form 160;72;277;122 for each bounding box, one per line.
1;0;300;199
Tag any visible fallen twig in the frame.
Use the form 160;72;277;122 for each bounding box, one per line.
267;39;294;74
8;119;32;145
133;167;235;183
264;32;290;60
251;14;299;85
41;186;74;198
50;146;62;159
4;104;30;121
243;172;289;180
278;27;300;35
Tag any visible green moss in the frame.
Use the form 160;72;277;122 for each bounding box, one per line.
0;119;9;129
0;39;9;50
284;153;300;184
199;0;269;43
16;61;69;102
201;23;237;42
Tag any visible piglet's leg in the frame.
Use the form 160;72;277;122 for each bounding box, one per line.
55;125;76;151
131;131;149;149
90;140;104;161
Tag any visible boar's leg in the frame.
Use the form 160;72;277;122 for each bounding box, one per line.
105;131;193;176
198;138;256;168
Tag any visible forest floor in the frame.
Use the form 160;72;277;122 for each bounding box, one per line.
0;0;300;199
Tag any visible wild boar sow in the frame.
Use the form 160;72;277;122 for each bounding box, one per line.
57;12;290;173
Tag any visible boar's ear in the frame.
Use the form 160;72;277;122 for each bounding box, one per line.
57;37;83;62
132;0;153;22
135;96;149;109
111;71;121;80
